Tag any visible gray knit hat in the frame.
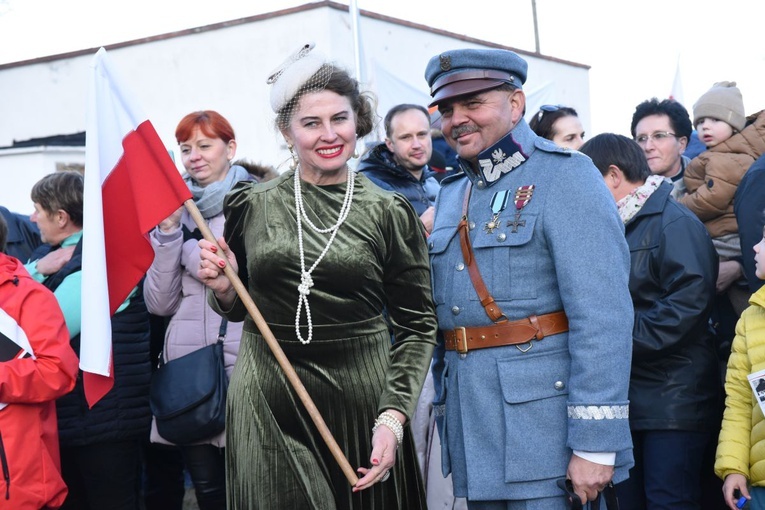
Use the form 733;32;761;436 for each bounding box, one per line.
693;81;746;131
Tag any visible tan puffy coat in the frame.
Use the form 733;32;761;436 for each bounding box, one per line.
680;110;765;238
716;285;765;486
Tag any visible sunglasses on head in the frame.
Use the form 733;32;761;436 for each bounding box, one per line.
538;104;564;122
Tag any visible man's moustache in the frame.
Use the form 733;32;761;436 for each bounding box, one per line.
451;126;478;139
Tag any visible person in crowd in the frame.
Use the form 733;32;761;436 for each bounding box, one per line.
197;44;437;509
679;81;765;316
0;206;41;262
0;213;78;510
630;98;693;199
580;133;721;509
528;104;585;150
144;110;249;510
425;48;634;507
715;223;765;510
734;154;765;293
25;171;152;510
357;103;440;234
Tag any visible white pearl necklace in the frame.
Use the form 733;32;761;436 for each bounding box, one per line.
294;166;355;344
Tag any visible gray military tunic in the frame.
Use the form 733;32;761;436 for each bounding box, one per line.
429;119;635;502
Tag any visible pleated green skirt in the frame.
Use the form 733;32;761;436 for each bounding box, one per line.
226;316;427;510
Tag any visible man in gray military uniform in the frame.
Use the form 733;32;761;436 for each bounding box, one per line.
425;48;635;508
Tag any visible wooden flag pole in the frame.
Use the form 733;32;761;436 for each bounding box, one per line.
184;198;359;486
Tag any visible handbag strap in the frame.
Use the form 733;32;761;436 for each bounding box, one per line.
458;180;507;323
217;318;228;341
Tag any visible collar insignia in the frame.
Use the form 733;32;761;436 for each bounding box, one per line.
476;133;529;184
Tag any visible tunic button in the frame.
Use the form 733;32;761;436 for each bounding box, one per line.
429;241;434;249
554;381;565;391
476;180;486;189
455;262;465;271
469;221;476;230
497;233;507;242
451;306;461;315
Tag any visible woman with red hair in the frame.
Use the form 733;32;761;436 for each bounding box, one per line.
144;110;252;510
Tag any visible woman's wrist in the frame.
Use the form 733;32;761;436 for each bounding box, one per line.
214;285;237;305
372;410;404;446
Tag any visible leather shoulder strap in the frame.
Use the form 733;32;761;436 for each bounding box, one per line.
458;181;506;322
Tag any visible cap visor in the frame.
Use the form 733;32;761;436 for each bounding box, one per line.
429;79;506;108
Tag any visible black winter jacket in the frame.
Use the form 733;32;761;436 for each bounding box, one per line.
626;181;721;431
37;239;152;446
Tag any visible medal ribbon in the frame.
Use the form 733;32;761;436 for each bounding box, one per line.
514;185;535;211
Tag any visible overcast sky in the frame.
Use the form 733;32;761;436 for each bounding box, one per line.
2;0;764;135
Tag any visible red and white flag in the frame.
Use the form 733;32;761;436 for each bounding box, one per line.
82;47;191;408
669;57;684;106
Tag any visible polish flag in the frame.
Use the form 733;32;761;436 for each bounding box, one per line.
81;48;191;408
669;57;684;106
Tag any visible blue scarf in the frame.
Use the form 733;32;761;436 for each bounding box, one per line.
184;164;250;219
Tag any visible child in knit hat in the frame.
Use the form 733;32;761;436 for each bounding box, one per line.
679;81;765;315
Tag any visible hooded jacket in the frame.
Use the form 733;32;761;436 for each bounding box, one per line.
680;110;765;238
357;143;440;217
144;207;242;447
0;254;78;509
716;285;765;486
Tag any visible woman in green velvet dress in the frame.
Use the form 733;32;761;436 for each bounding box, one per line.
197;43;437;509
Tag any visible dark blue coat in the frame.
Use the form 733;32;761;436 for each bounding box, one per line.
357;143;440;217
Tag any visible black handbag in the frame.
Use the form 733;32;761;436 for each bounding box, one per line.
149;320;229;445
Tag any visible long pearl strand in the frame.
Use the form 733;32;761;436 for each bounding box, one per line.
294;166;355;344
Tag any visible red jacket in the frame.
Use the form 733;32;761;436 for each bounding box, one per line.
0;254;78;509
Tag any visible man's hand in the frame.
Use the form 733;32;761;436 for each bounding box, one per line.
420;206;435;234
567;454;614;503
35;245;75;276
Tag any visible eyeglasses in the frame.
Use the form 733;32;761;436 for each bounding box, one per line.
634;131;678;146
537;104;563;122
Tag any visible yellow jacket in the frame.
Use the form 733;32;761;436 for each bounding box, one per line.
716;285;765;484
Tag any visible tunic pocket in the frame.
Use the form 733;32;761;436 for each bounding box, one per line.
472;214;538;301
428;226;459;305
497;348;570;482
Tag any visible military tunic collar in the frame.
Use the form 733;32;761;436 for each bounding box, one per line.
457;119;536;188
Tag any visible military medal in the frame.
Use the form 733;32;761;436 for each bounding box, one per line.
484;190;509;233
508;185;534;233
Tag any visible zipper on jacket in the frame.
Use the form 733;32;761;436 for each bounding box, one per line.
0;431;11;499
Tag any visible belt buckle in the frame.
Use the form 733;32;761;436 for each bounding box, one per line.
455;327;468;354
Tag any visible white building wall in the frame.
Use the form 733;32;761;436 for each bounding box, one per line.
0;3;589;213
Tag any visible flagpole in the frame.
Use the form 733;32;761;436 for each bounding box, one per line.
349;0;362;83
183;198;359;487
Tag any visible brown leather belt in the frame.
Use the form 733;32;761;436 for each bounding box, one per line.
444;310;569;354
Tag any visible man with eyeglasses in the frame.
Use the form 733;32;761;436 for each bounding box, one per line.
630;98;693;200
425;48;634;509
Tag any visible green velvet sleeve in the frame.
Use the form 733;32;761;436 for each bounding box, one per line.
377;194;437;420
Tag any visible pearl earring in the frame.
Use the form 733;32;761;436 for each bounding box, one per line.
288;144;299;171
